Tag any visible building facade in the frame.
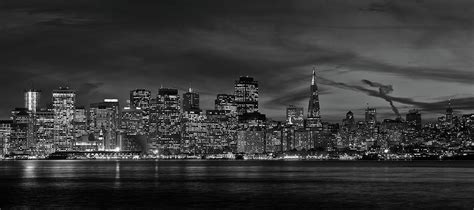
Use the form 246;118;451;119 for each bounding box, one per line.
52;87;76;151
234;76;258;116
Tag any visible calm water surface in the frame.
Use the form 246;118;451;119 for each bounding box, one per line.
0;160;473;209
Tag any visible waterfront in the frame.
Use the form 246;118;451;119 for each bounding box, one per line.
0;160;473;209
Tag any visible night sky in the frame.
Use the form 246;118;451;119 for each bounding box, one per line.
0;0;473;121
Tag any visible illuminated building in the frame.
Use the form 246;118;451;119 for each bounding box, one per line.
0;120;13;157
340;111;356;149
365;107;377;125
234;76;258;116
130;89;151;134
306;68;322;128
52;87;76;151
406;109;422;130
149;88;181;154
73;106;88;140
238;112;266;126
343;111;355;129
24;89;41;113
205;110;238;153
294;130;312;151
130;89;152;110
282;126;295;151
183;87;200;112
35;107;55;155
237;128;265;154
446;100;454;124
120;106;148;152
180;110;207;154
9;108;33;154
89;99;120;150
215;94;237;115
265;128;282;153
121;107;146;136
286;105;304;128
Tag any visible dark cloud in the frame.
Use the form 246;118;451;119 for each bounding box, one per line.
361;79;400;118
319;78;474;115
0;0;472;120
264;86;331;109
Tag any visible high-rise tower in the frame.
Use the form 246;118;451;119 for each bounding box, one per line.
183;87;200;112
446;99;453;124
306;67;321;128
52;87;76;151
24;89;41;113
234;76;259;116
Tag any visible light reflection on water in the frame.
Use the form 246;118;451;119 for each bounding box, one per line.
1;160;474;209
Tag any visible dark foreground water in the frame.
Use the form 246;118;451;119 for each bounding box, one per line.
0;160;473;209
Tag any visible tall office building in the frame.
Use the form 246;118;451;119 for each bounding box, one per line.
130;89;152;110
52;87;76;151
215;94;237;115
446;100;453;124
24;89;41;113
121;107;147;136
9;108;34;154
182;87;200;112
286;105;304;128
0;120;13;157
406;109;422;130
306;68;322;128
35;107;55;155
365;107;377;125
73;106;88;139
234;76;258;115
89;99;120;150
149;88;181;154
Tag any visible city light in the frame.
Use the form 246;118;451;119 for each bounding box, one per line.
0;70;473;160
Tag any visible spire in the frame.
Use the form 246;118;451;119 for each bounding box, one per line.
189;83;193;93
307;65;321;128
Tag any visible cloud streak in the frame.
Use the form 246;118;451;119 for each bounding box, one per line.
0;0;472;120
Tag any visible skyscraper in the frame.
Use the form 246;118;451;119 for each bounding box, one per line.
89;99;120;150
182;87;200;112
52;87;76;151
9;108;33;154
149;88;181;154
406;109;422;130
306;68;322;128
130;89;152;110
234;76;258;115
446;100;453;124
35;107;54;155
286;105;304;128
343;111;355;128
130;89;151;134
365;107;377;125
215;94;237;115
73;106;88;140
0;120;13;157
24;89;41;113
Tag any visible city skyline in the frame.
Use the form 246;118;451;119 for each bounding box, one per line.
1;1;474;209
0;71;470;123
1;0;473;121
